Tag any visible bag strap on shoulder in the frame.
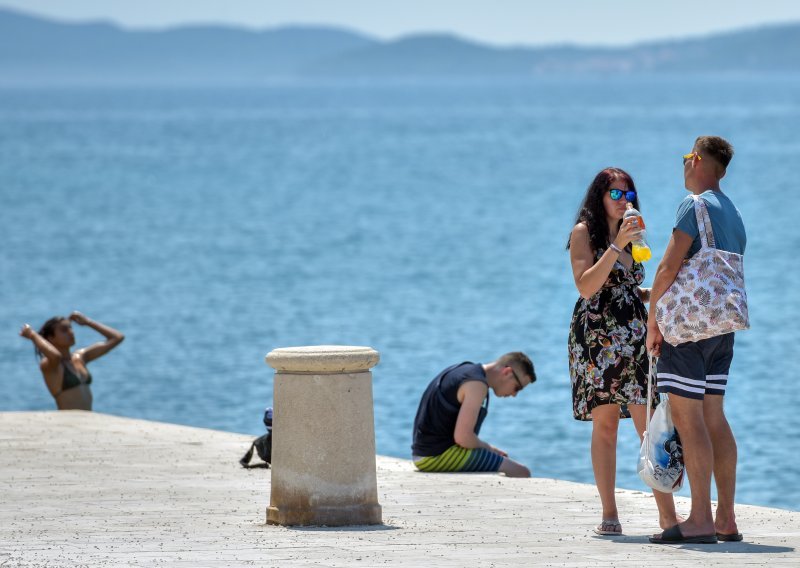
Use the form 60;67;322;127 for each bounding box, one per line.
691;194;717;249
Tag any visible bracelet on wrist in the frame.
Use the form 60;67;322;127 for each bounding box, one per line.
609;243;622;254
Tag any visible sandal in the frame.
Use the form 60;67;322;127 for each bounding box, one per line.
593;519;623;535
650;524;717;544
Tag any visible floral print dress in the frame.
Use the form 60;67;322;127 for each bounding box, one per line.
568;248;650;421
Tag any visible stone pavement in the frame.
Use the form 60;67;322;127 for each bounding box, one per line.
1;411;797;567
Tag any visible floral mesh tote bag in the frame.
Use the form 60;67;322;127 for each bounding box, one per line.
655;195;749;346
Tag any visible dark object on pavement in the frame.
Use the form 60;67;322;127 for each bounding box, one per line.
649;524;718;544
240;407;273;469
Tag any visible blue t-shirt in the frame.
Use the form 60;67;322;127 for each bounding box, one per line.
674;190;747;258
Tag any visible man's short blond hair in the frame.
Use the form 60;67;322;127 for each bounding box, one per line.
496;352;536;383
695;135;734;173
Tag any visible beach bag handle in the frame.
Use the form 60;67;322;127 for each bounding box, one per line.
643;353;655;433
692;194;716;250
638;353;685;492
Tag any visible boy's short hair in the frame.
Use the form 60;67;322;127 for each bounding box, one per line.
695;135;734;170
497;352;536;383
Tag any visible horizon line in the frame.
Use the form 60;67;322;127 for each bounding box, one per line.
2;4;799;51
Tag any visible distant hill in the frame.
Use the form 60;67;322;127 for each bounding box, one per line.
1;6;798;85
311;25;800;76
0;8;375;84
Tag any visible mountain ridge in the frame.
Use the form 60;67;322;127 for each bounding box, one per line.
1;7;798;85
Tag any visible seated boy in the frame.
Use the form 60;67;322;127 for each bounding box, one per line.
411;352;535;477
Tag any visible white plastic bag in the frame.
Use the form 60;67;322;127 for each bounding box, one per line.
637;356;685;493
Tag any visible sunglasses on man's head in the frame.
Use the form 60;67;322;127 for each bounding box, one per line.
609;188;637;202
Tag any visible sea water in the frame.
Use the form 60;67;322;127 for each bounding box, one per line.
1;76;798;510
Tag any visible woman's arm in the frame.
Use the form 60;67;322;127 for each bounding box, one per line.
570;220;640;299
646;229;694;356
71;312;125;363
19;325;61;367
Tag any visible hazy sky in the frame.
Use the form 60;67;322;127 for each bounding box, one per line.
4;1;800;46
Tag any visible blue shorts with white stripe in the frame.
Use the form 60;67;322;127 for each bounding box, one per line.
656;333;735;400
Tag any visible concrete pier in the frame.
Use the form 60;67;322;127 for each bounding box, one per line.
1;411;798;567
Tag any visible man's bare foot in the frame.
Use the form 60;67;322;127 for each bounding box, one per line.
659;513;686;530
673;520;715;538
715;518;741;541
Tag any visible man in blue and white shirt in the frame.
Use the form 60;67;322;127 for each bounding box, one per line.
647;135;747;545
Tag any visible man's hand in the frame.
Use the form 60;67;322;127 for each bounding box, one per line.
646;319;663;357
488;445;508;457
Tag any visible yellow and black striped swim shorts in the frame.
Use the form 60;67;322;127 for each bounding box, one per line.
413;445;503;473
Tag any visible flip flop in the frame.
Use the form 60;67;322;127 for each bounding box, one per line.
650;524;718;544
593;520;622;536
716;532;744;542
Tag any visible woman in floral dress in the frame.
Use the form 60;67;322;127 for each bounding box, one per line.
567;167;679;536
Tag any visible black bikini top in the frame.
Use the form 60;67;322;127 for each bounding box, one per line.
59;360;92;394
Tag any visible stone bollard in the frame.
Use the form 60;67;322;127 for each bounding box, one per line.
265;345;382;526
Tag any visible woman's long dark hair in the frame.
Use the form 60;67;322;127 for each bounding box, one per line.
33;316;67;359
566;167;640;253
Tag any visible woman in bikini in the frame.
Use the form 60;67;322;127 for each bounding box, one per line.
19;311;124;410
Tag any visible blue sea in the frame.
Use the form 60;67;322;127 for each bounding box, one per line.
2;77;798;511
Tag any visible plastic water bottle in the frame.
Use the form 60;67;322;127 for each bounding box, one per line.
624;203;652;262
